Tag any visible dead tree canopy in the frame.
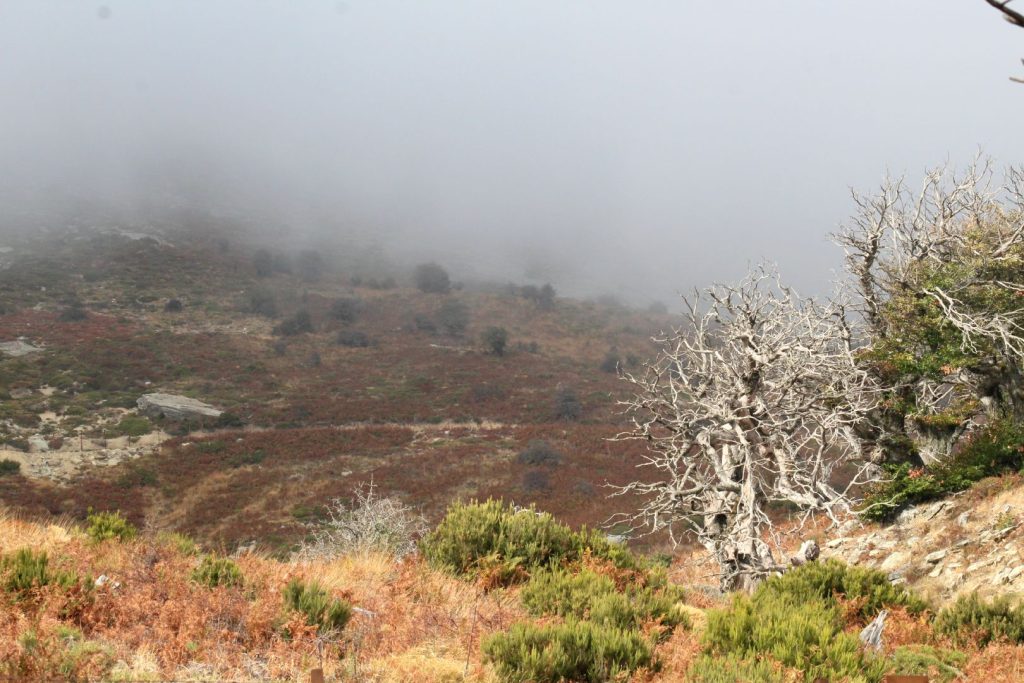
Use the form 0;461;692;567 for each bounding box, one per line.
615;267;877;591
982;0;1024;82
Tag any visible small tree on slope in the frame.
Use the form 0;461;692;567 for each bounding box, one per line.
615;267;878;591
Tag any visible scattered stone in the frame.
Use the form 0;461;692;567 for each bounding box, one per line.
957;511;971;527
791;539;820;566
137;393;222;421
0;340;42;357
929;563;944;578
826;538;846;549
925;549;948;564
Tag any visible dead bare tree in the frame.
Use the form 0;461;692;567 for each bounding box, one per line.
982;0;1024;82
614;267;878;591
833;158;1024;463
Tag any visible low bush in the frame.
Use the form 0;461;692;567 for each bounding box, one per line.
157;531;199;556
481;326;509;356
273;310;314;336
164;298;183;312
414;262;451;294
112;415;151;437
436;299;469;336
686;654;788;682
336;330;371;347
191;555;244;589
935;591;1024;646
886;645;967;682
520;567;686;631
85;510;137;543
1;549;79;596
282;579;352;634
245;288;278;317
58;303;88;322
757;558;927;621
330;297;363;323
516;440;563;467
420;500;637;585
554;388;583;421
599;349;620;374
482;618;654;683
860;420;1024;522
0;459;21;476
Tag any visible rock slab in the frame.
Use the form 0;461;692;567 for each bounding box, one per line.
137;393;222;421
0;340;42;357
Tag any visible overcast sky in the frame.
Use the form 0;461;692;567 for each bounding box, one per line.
1;1;1021;303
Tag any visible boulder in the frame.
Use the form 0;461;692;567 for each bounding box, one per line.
137;393;222;421
0;340;42;357
28;435;50;453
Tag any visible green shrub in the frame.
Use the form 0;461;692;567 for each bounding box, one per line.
481;326;509;356
887;645;966;682
85;510;137;543
282;579;351;634
191;555;243;588
520;567;687;631
157;531;199;556
112;415;151;437
436;299;469;336
516;440;563;467
686;654;788;682
935;591;1024;646
757;558;927;621
482;618;654;683
420;500;637;585
414;262;451;294
0;459;21;476
1;549;78;596
273;310;314;336
703;590;884;682
861;420;1024;522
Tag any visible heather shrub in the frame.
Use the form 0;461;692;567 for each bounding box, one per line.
85;510;137;543
245;287;278;317
163;298;183;312
886;645;967;682
191;555;244;588
599;349;620;373
686;654;788;682
553;388;583;421
336;329;371;348
112;415;151;437
412;313;437;334
516;440;563;466
935;592;1024;646
58;302;88;322
1;549;79;596
481;326;509;356
703;590;884;682
482;619;654;683
420;500;637;585
0;459;21;476
157;531;199;556
757;558;927;620
253;249;274;277
414;262;451;293
520;567;687;631
282;579;352;634
329;297;363;323
273;310;313;336
521;469;551;492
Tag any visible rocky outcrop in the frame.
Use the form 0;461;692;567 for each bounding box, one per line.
137;393;222;421
0;340;42;357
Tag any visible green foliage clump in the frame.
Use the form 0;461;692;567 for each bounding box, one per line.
282;579;351;634
85;510;137;543
935;592;1024;646
191;555;244;589
756;558;927;620
112;415;152;437
420;499;636;585
703;589;884;682
481;326;509;356
861;420;1024;522
157;531;199;556
414;262;451;294
273;310;314;336
886;645;966;682
520;567;686;631
686;654;788;682
1;549;79;596
482;618;654;683
0;459;21;476
700;560;928;683
436;299;470;336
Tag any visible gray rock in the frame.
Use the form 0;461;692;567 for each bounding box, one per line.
859;609;888;651
0;340;42;357
137;393;222;421
28;436;50;453
925;549;948;564
791;539;820;566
